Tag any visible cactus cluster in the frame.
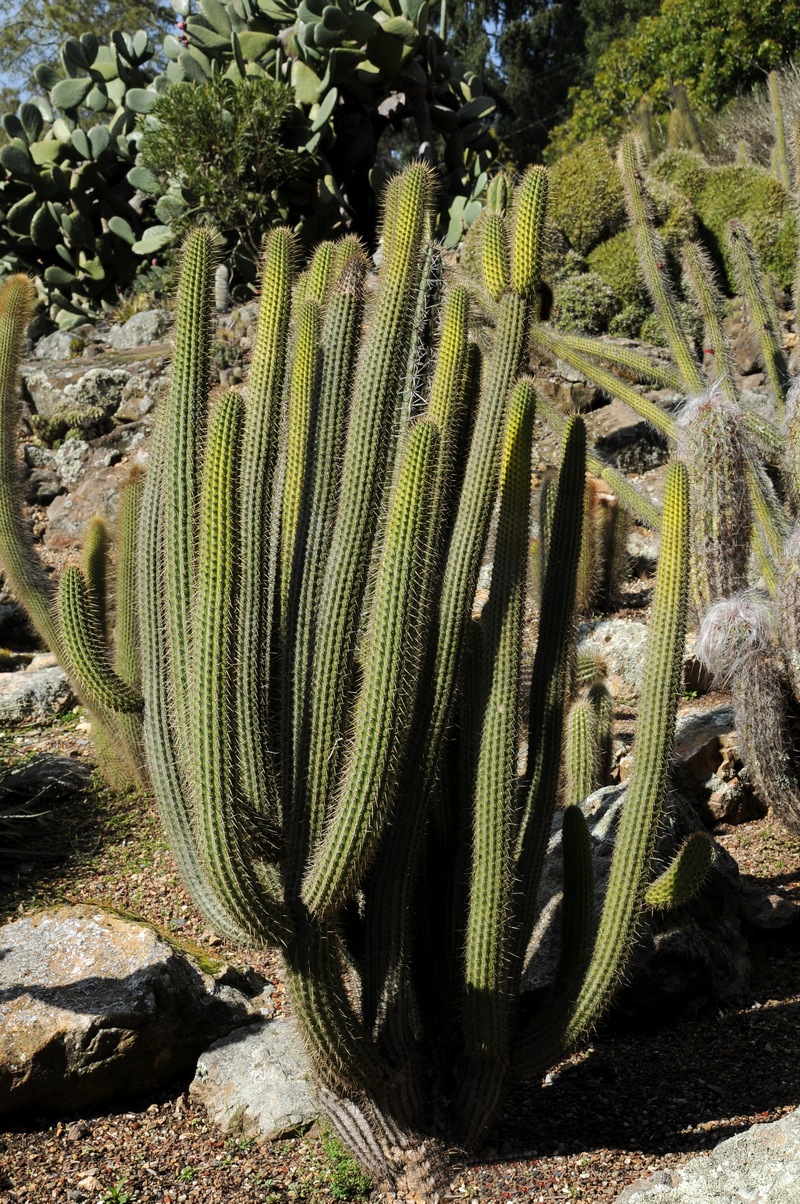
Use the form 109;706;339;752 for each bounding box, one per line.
535;131;800;831
0;162;700;1189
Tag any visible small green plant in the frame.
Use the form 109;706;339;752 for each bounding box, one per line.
321;1130;374;1200
102;1181;132;1204
177;1164;196;1182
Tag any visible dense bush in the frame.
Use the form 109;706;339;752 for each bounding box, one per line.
587;227;647;307
139;75;308;290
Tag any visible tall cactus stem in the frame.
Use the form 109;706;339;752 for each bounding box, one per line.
81;516;110;640
302;421;440;916
564;459;688;1044
681;241;738;403
618;134;704;394
462;382;533;1058
727;220;790;410
57;567;143;714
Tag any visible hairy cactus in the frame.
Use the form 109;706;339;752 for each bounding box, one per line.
0;275;145;787
531;131;800;831
103;163;696;1194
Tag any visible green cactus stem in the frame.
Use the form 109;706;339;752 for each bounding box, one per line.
645;831;713;909
727;220;790;410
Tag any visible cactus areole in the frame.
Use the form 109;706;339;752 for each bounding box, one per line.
0;164;691;1196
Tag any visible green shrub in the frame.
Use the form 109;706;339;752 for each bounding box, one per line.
649;149;710;200
547;136;627;256
608;301;650;337
139;76;306;291
553;270;620;334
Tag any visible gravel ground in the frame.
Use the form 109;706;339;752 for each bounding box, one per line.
1;711;799;1203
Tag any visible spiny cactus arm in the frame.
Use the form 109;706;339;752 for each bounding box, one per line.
512;416;586;976
302;239;337;305
302;421;440;916
745;455;789;596
287;919;384;1097
0;275;60;654
728;220;790;411
284;253;368;846
619;135;704;395
190;390;290;943
741;410;784;460
680;241;738;404
534;327;677;442
565;697;600;806
162;228;217;737
563;459;688;1046
81;516;109;641
512;804;595;1078
462;383;534;1059
113;472;143;690
57;566;143;713
644;831;713;908
677;392;752;611
536;393;663;532
305;164;432;849
542;330;685;392
278;299;320;638
481;213;510;301
138;332;251;945
235;227;294;817
356;288;471;1041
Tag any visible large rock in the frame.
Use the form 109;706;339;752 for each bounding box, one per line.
190;1015;318;1141
616;1107;800;1203
0;655;74;722
578;618;649;697
107;310;171;351
523;785;749;1021
0;906;258;1116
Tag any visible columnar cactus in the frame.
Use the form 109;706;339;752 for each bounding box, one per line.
0;163;694;1193
121;163;695;1193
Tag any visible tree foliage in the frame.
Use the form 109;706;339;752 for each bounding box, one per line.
549;0;800;157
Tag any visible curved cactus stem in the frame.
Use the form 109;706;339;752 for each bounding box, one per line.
190;389;290;944
284;252;367;864
535;327;677;441
138;238;253;945
305;164;432;858
728;220;790;411
57;566;143;714
680;241;738;404
564;459;689;1046
645;831;714;909
618;135;704;395
745;455;789;597
546;330;685;392
537;392;663;532
462;381;534;1059
302;420;440;916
